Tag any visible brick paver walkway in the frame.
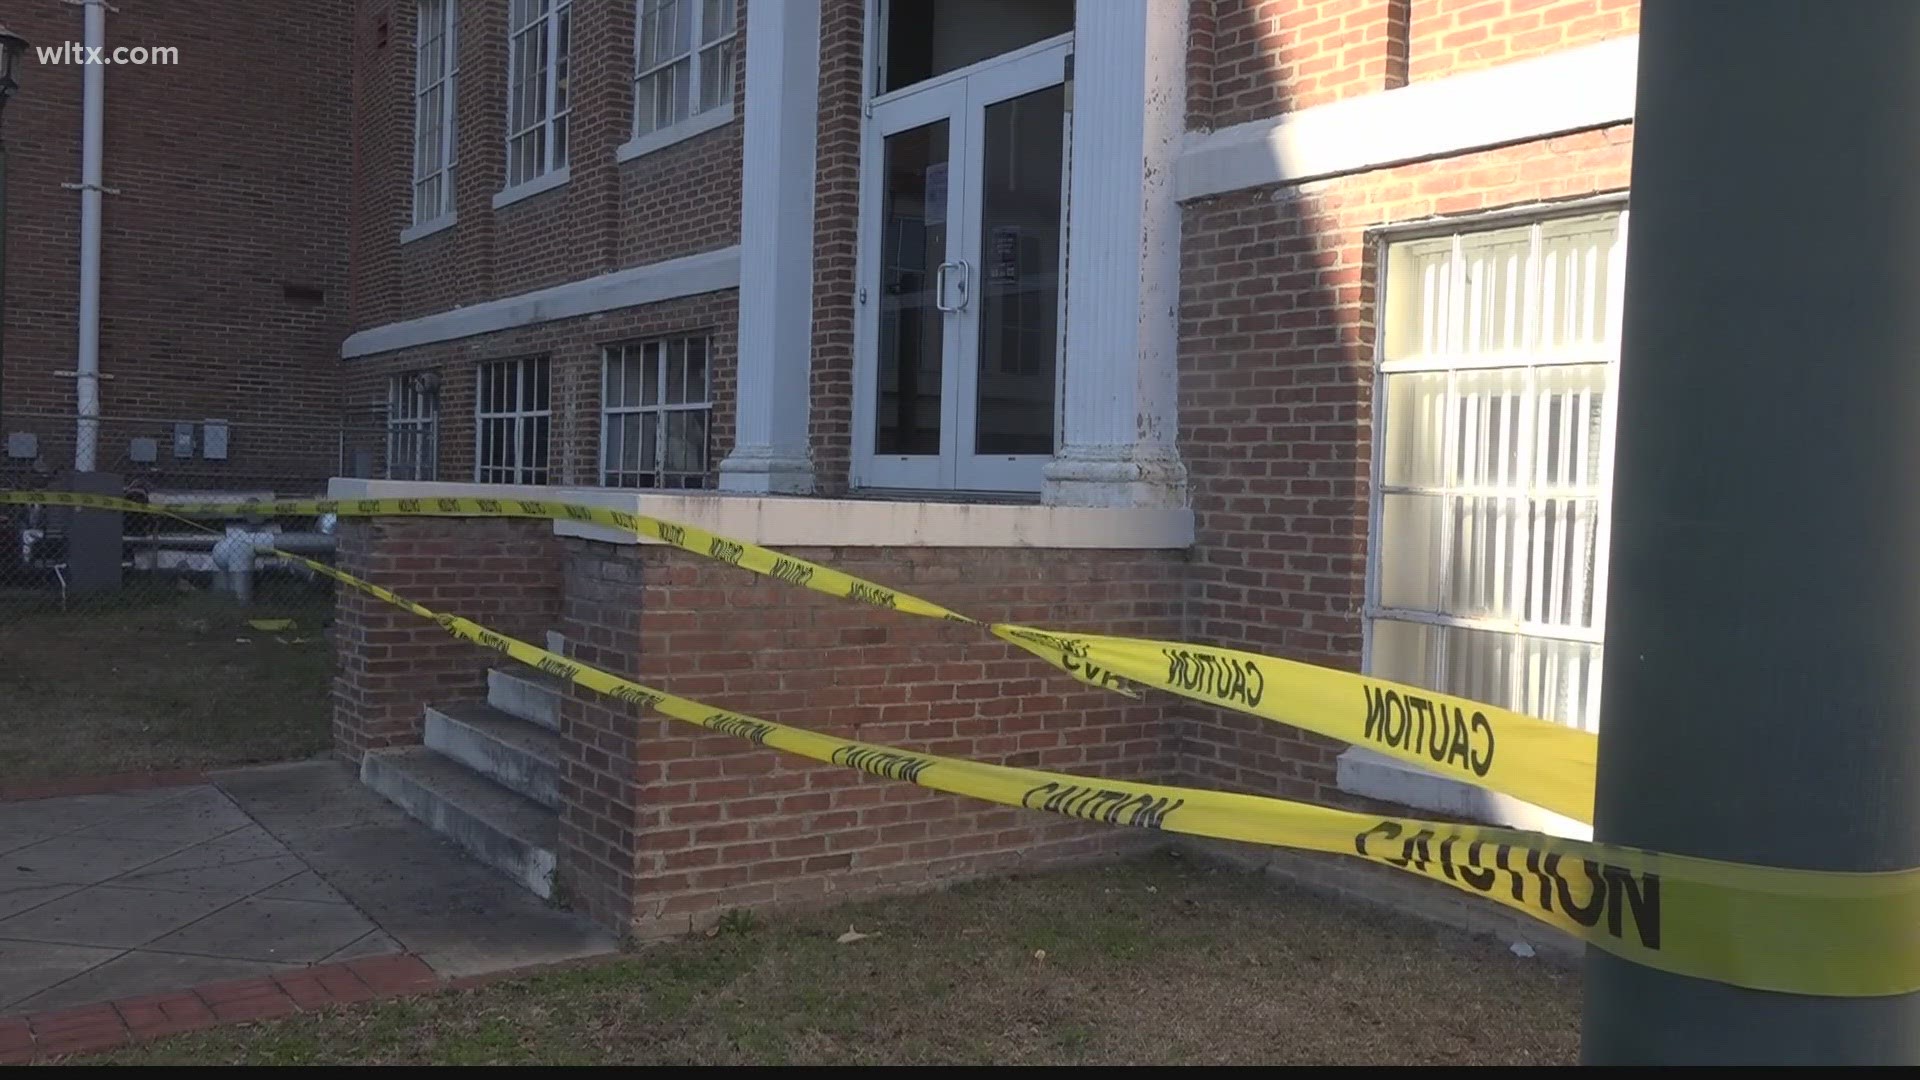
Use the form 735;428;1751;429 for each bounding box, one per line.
0;954;438;1061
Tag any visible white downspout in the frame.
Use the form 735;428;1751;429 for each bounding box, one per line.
74;0;104;472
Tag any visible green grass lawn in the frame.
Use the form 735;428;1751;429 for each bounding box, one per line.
95;855;1580;1066
0;572;335;781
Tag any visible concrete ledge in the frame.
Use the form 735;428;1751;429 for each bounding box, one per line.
1177;35;1639;201
1335;747;1591;841
616;107;736;163
339;246;742;359
325;479;1195;550
399;212;456;246
1182;836;1581;961
491;167;571;211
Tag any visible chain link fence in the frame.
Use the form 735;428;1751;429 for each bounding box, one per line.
0;410;386;784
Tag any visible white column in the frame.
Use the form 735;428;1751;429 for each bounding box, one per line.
718;0;821;494
1042;0;1189;508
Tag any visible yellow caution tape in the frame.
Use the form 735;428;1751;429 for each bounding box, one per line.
7;490;1920;995
0;491;1595;822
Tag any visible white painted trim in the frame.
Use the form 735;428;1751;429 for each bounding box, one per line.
399;212;457;245
326;479;1195;550
616;107;737;163
492;166;571;210
340;246;742;359
722;0;821;495
1336;747;1591;841
1176;36;1639;202
1045;0;1189;509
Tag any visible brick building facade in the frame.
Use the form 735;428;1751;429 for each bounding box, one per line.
328;0;1640;936
2;0;352;489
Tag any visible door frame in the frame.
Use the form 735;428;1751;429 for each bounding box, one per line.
850;79;968;491
850;19;1074;494
949;44;1071;493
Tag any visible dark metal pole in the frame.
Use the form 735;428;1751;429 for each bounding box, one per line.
0;105;9;413
1584;0;1920;1063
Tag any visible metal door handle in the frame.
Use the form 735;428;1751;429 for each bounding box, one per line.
934;259;970;313
933;260;959;313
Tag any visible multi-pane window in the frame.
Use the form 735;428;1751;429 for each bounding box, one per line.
386;373;439;481
476;358;552;485
601;338;712;489
634;0;737;140
506;0;573;188
1366;209;1628;734
412;0;459;225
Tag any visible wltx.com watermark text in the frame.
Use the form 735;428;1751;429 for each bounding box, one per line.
35;42;180;66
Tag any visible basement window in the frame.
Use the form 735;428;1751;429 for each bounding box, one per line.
1342;206;1628;836
1365;210;1627;734
386;372;439;481
601;337;712;489
476;357;551;485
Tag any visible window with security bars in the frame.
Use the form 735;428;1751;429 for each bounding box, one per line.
601;337;712;489
386;373;438;481
412;0;459;225
476;358;551;485
1366;209;1627;734
506;0;572;187
634;0;737;139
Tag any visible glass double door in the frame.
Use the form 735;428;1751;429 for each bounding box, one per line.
856;40;1069;493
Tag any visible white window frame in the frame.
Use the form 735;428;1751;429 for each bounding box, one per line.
475;357;553;485
385;373;439;481
498;0;573;207
600;336;715;489
620;0;740;163
405;0;459;241
1344;200;1629;838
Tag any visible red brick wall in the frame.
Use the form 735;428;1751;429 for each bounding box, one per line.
340;290;739;487
1187;0;1217;130
4;1;351;481
1408;0;1639;82
805;0;867;494
613;125;744;268
332;516;562;760
1207;0;1412;128
1197;0;1636;129
558;539;1186;934
1175;127;1633;803
349;0;746;332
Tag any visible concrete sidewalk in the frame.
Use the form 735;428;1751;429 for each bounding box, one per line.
0;760;616;1016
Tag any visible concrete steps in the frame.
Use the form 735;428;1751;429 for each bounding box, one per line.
359;645;574;900
359;747;559;898
425;702;560;808
485;668;563;733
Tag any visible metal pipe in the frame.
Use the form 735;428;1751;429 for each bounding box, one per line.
123;532;338;555
0;101;10;416
74;0;105;472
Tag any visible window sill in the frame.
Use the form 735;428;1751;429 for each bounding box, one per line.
399;213;457;245
615;108;737;164
492;167;572;211
1334;746;1592;840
